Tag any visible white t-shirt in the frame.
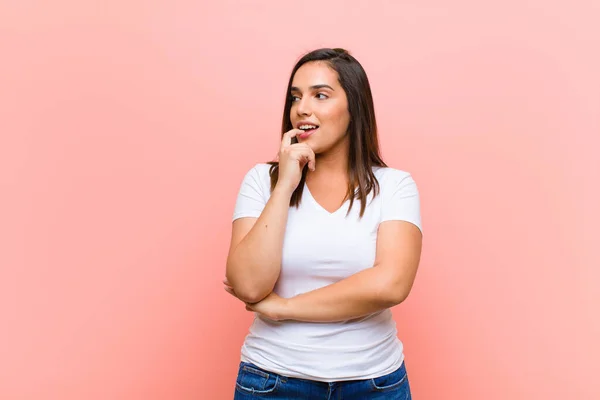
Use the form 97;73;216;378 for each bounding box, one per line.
232;163;422;382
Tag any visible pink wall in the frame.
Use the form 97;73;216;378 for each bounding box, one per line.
1;1;598;399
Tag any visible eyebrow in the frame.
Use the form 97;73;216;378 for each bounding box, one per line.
290;84;335;92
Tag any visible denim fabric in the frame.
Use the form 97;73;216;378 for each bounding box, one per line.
233;361;411;399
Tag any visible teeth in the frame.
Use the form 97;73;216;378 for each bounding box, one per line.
299;125;317;130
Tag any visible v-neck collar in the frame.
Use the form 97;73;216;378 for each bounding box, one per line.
303;183;350;217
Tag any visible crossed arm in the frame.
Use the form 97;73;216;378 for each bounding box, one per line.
224;219;422;323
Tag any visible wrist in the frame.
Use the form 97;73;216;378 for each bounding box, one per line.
273;184;295;198
279;296;294;321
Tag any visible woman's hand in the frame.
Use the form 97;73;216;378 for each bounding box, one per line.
223;279;289;321
275;129;316;194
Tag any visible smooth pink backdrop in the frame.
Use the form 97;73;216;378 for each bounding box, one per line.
1;1;598;399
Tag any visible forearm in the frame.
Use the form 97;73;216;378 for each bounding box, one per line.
226;187;292;302
282;265;410;322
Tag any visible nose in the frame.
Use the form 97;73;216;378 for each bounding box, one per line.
295;97;311;117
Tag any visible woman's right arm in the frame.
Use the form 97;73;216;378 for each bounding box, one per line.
225;129;315;303
225;186;293;304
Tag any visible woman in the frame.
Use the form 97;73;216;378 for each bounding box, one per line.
224;48;422;399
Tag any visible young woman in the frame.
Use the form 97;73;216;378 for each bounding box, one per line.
224;48;423;399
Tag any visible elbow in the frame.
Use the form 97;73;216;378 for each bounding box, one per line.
377;265;417;307
235;286;270;304
225;256;276;303
383;284;411;307
225;267;271;303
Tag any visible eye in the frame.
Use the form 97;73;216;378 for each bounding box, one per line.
316;93;328;100
290;95;300;102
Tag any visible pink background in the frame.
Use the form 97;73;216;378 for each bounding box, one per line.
1;1;599;399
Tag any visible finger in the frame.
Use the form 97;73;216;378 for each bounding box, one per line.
224;286;237;297
304;154;312;171
297;154;309;170
245;304;253;312
291;145;316;171
281;129;303;148
307;148;316;171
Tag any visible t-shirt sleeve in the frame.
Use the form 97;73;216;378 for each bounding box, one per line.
380;172;423;233
232;165;268;222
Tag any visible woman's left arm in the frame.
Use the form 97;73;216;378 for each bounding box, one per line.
226;220;422;322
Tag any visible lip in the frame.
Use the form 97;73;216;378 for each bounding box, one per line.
298;127;318;139
296;120;319;129
296;120;319;139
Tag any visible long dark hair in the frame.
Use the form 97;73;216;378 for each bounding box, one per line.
268;48;387;217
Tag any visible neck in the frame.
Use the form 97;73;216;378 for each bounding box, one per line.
307;139;349;182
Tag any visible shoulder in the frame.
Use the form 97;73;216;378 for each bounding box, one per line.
241;162;272;175
247;163;273;181
252;163;273;176
374;166;422;231
239;162;273;188
373;166;417;188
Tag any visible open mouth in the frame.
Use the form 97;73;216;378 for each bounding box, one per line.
298;124;319;138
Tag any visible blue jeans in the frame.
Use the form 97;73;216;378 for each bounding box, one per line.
233;361;412;399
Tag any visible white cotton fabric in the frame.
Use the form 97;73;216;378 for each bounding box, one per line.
232;163;422;382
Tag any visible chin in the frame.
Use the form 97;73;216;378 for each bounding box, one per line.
300;137;316;148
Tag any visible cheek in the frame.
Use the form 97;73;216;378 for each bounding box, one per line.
331;108;350;133
322;104;349;131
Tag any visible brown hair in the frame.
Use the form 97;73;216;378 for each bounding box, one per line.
268;48;387;217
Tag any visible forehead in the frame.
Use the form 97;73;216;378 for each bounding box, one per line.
291;61;340;89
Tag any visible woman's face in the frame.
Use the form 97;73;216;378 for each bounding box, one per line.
289;61;350;154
